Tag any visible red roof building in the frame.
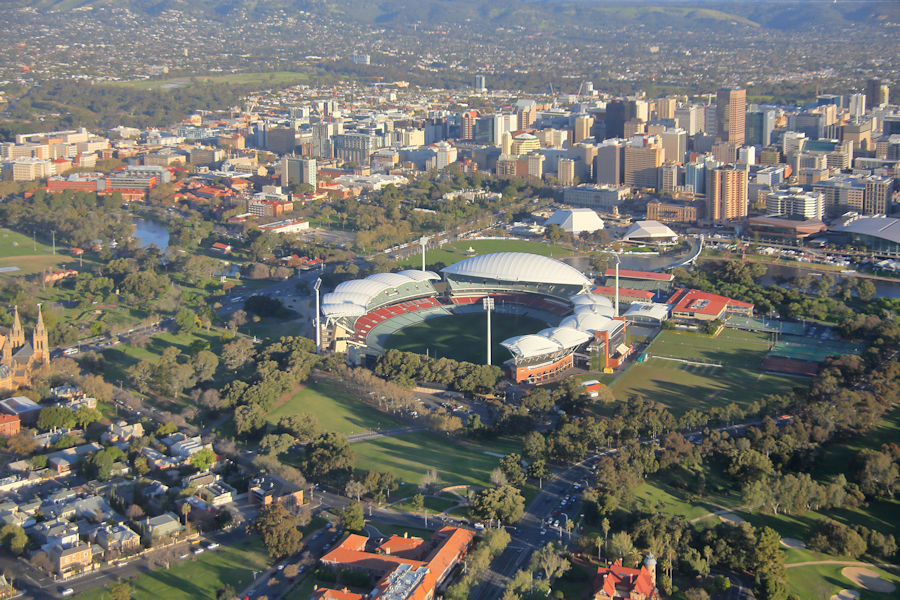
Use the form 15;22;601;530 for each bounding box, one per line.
0;413;20;437
666;288;753;323
591;286;655;301
593;557;659;600
314;527;474;600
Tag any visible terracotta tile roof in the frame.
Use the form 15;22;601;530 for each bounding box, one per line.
594;560;658;599
591;286;655;300
311;589;365;600
667;288;753;317
378;535;428;559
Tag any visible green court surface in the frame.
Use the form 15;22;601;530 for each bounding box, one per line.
612;329;800;414
383;312;547;365
266;381;401;436
352;431;498;487
75;538;270;600
769;334;863;362
395;238;574;270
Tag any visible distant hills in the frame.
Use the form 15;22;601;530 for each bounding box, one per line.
6;0;897;32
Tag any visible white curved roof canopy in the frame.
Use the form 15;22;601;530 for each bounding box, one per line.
571;293;613;307
560;312;617;334
501;334;563;359
536;326;592;349
574;304;616;319
441;252;591;287
397;270;441;281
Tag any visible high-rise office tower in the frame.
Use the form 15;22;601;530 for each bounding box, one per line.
595;139;625;186
573;115;594;144
604;100;635;139
660;128;686;163
281;156;316;189
706;166;748;222
474;75;487;92
745;109;775;147
624;135;663;190
848;93;866;119
516;100;537;129
704;104;717;135
492;114;518;146
715;88;746;145
674;105;702;135
460;110;478;141
655;97;677;120
865;78;889;108
557;158;576;186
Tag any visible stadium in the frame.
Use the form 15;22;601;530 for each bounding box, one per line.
319;252;632;384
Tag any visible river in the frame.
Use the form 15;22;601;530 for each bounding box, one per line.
133;218;170;251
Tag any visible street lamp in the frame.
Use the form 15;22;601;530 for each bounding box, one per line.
483;297;494;365
313;278;322;354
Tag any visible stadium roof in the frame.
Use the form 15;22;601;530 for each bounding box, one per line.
831;215;900;244
322;270;440;319
501;335;566;359
559;312;619;334
545;208;604;233
623;302;670;322
441;252;591;287
537;326;593;348
573;303;616;319
621;220;678;242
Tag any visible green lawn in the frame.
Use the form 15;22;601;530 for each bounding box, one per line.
0;227;79;274
109;71;312;90
75;538;270;600
352;431;499;487
266;381;401;436
383;312;548;364
392;495;459;514
611;329;801;415
786;563;900;600
394;238;574;271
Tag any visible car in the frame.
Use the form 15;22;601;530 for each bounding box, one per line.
277;564;285;571
192;547;205;555
206;542;220;550
60;589;75;597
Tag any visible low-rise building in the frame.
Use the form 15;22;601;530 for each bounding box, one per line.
0;413;20;437
139;512;183;541
52;542;93;577
94;524;141;555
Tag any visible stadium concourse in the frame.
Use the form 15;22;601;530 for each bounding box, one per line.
318;252;632;384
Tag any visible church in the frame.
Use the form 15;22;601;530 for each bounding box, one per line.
0;305;50;393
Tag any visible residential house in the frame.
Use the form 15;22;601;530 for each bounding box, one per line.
94;524;141;555
52;542;93;577
139;512;183;541
249;476;303;508
47;443;102;475
101;421;145;444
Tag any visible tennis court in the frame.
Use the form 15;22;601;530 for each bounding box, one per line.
769;335;863;362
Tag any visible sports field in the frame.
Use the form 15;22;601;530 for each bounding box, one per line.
0;227;75;275
353;431;498;487
266;381;402;436
383;312;547;364
395;238;574;270
612;329;801;414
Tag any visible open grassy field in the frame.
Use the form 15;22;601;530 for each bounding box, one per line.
352;431;499;487
611;329;801;415
786;563;900;600
395;238;574;271
0;227;78;275
266;381;401;436
383;312;547;364
109;71;312;91
75;538;270;600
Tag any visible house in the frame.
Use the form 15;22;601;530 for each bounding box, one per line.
94;524;141;555
50;385;80;400
161;433;204;458
249;476;303;508
54;395;97;411
211;242;232;254
0;413;19;437
140;447;179;470
102;420;144;444
593;555;659;600
52;542;92;577
46;443;102;475
34;518;80;551
139;512;183;540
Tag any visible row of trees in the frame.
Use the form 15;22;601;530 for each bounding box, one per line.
374;349;502;393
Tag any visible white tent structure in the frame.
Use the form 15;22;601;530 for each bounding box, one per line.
545;208;605;234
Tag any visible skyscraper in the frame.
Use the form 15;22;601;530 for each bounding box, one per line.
460;110;478;141
282;156;316;190
595;139;625;186
573;115;593;144
715;88;746;145
745;109;775;147
865;78;889;108
706;166;748;222
474;75;487;92
624;135;663;190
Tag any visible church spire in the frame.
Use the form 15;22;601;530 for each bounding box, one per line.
33;303;49;367
9;305;24;348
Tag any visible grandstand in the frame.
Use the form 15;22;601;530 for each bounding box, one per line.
318;252;634;382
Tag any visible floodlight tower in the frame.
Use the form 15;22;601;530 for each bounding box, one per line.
419;235;428;272
613;252;621;317
313;277;322;353
483;296;495;365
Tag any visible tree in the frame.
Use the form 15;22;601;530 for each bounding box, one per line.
303;432;354;479
499;454;525;488
222;337;256;370
419;468;440;493
106;579;134;600
277;413;319;441
472;485;525;526
527;459;550;489
857;279;876;301
410;493;425;512
82;446;125;480
216;584;236;600
175;307;198;333
608;531;638;566
37;406;75;431
338;502;365;533
192;350;219;382
252;504;302;559
189;448;217;472
345;480;367;503
530;542;571;581
0;524;27;555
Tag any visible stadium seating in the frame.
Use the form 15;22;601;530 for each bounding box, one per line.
351;297;446;342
